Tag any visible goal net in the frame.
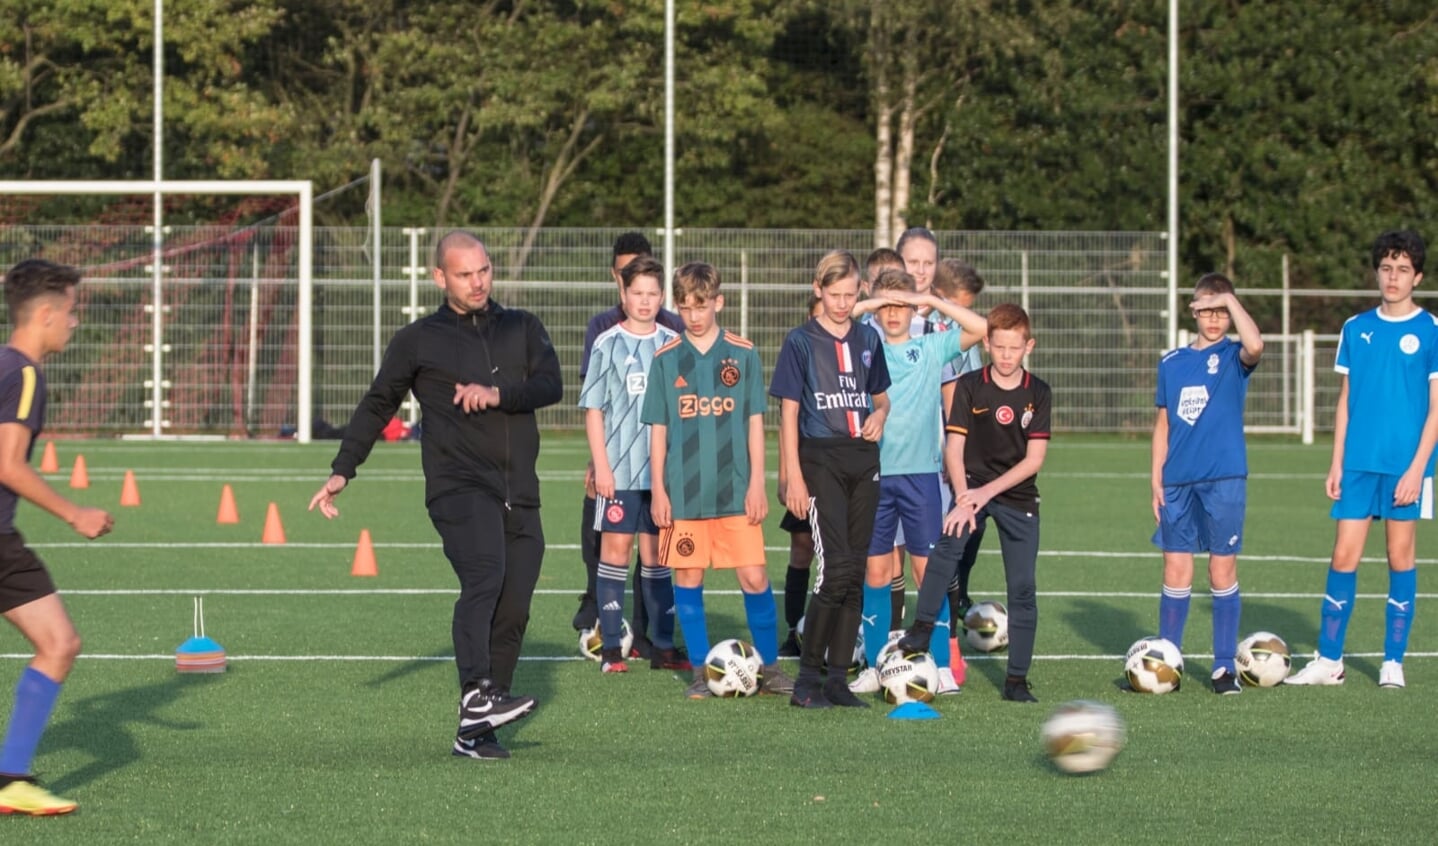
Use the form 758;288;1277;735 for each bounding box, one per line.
0;181;317;441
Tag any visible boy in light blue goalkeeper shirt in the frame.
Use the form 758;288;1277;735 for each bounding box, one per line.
1151;273;1263;695
1288;230;1438;690
847;269;986;698
578;256;688;674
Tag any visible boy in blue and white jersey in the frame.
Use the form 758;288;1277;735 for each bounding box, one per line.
1150;273;1263;694
578;255;687;673
847;269;986;698
1289;230;1438;689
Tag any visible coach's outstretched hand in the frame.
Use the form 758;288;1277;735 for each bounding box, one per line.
308;474;348;519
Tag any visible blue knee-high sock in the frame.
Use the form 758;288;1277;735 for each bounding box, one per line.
861;583;890;667
641;565;676;650
674;584;710;662
596;562;628;650
0;667;62;777
1160;584;1191;648
743;587;781;666
1385;569;1417;663
930;596;952;669
1318;568;1358;661
1211;583;1241;674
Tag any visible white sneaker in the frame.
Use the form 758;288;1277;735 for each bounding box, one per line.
1379;660;1406;689
935;668;962;695
848;666;881;694
1284;655;1345;686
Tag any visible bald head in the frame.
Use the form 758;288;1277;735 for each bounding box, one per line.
434;231;487;271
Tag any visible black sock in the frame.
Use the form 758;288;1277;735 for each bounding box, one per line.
784;565;809;629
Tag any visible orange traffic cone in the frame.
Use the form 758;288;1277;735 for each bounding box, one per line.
39;441;59;473
69;454;89;489
261;502;286;545
216;484;239;524
351;529;378;577
120;470;141;507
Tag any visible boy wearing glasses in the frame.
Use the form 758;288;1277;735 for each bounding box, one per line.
1150;273;1264;694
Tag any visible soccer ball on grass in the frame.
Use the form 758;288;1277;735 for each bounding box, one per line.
1235;631;1291;687
962;601;1010;653
1041;700;1126;775
703;638;764;697
1123;636;1184;694
877;649;940;704
579;619;634;661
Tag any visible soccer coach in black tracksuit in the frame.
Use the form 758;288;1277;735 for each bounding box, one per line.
309;231;562;760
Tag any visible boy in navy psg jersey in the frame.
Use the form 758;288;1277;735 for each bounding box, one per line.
898;303;1050;702
1289;230;1438;689
0;260;115;815
1151;273;1264;694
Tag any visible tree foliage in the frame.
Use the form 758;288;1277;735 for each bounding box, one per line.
2;0;1436;294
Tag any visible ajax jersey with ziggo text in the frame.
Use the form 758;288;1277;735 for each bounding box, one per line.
641;331;766;520
577;323;678;490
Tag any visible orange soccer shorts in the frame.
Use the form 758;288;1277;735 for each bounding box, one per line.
659;516;766;570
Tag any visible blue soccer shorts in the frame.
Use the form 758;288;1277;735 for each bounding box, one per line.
1330;470;1434;521
868;473;943;557
594;490;658;535
1152;477;1246;555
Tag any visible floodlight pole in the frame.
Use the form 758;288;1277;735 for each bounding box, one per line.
662;0;675;305
1166;0;1180;350
152;0;165;436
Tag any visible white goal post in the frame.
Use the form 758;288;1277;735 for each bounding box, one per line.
0;180;314;442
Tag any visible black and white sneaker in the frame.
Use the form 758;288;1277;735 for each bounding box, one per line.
453;730;510;760
1211;668;1242;695
458;680;536;739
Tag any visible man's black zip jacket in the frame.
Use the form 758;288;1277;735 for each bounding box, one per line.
330;301;563;508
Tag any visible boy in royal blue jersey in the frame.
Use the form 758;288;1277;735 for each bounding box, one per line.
1288;230;1438;689
643;262;794;698
897;304;1050;703
1150;273;1264;694
578;256;688;673
846;269;986;699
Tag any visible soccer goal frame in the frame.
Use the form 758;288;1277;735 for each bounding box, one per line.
0;180;315;442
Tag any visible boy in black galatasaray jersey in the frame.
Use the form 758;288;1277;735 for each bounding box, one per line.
897;304;1051;703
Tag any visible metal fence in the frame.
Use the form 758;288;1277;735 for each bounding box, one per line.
0;222;1383;438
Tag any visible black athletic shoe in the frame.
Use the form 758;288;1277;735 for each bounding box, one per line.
1211;669;1242;695
629;632;655;661
458;679;537;739
953;594;974;619
777;628;802;658
453;730;510;760
572;593;597;631
790;680;833;709
1001;676;1038;703
896;621;936;655
822;680;871;708
650;647;692;671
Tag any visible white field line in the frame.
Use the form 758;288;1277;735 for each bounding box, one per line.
2;651;1433;663
33;540;1438;567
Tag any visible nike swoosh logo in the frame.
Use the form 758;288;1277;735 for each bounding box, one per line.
972;407;989;415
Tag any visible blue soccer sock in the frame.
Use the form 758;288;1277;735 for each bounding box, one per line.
1385;568;1417;663
742;586;781;666
1211;583;1241;674
595;562;628;650
861;583;890;667
930;596;952;670
640;564;676;650
0;666;62;778
1159;584;1191;649
673;584;710;663
1318;568;1358;661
